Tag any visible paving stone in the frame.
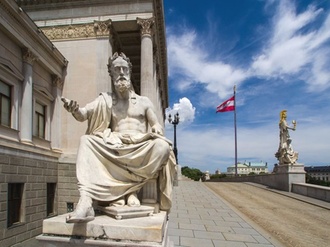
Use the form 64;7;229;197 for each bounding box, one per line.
180;237;214;247
193;230;225;240
168;181;277;247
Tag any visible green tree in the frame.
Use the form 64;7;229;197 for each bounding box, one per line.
181;166;203;181
306;174;330;187
210;174;227;179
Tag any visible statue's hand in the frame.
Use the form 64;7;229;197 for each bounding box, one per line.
61;97;79;113
151;123;163;136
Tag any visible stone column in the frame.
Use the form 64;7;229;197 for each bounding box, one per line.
108;25;114;93
94;19;113;93
137;17;156;106
21;48;37;144
155;63;164;125
51;75;63;152
154;60;163;124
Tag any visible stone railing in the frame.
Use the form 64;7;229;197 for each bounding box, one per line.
292;183;330;202
208;167;330;203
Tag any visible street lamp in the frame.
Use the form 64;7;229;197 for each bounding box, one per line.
168;112;179;164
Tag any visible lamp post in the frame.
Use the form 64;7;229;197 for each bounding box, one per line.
168;112;179;164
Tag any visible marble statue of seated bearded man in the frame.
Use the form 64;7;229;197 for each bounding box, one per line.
62;52;176;223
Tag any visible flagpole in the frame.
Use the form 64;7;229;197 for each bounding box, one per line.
234;85;238;176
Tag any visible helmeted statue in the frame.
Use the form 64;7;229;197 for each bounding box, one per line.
275;110;298;165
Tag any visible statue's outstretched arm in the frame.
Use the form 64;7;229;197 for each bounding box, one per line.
61;97;87;122
281;120;295;131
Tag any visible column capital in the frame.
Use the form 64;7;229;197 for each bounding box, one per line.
22;48;37;65
137;17;155;36
52;75;63;89
94;19;112;37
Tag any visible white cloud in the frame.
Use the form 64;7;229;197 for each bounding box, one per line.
167;29;248;99
251;0;330;90
272;1;321;43
165;0;330;172
251;34;313;76
165;97;196;125
167;0;330;105
166;124;278;172
166;122;330;173
306;48;330;90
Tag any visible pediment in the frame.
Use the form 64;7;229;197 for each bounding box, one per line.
0;58;24;81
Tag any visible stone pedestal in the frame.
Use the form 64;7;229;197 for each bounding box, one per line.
275;164;306;192
36;211;171;247
276;163;305;174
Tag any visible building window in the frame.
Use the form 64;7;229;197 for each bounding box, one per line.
34;101;46;138
0;80;11;127
7;183;24;227
47;183;56;216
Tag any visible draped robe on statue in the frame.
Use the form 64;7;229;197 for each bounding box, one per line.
74;92;176;211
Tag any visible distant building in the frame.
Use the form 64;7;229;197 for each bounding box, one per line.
215;169;221;174
305;166;330;181
226;161;269;175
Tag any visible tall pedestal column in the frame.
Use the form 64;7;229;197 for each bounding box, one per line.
21;48;37;144
275;164;306;192
137;18;156;107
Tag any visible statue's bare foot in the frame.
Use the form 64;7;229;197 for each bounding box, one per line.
109;197;125;207
66;196;95;223
127;192;140;207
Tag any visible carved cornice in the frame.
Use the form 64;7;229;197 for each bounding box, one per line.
41;20;111;41
137;17;155;37
52;75;63;89
153;0;168;108
94;19;112;37
22;48;38;65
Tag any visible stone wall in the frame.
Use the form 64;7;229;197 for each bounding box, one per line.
0;150;58;247
57;161;79;215
208;165;306;192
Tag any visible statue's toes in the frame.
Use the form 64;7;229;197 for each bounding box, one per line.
127;194;141;207
109;198;125;207
66;207;95;223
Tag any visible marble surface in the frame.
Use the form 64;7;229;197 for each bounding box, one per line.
42;211;168;243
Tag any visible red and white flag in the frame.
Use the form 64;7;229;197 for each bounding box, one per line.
216;96;235;113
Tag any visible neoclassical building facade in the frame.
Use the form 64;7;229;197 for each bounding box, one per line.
18;0;169;153
226;161;269;175
0;0;168;246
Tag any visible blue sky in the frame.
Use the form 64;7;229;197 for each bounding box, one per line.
163;0;330;173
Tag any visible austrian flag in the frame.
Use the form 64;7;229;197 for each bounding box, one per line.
216;96;235;113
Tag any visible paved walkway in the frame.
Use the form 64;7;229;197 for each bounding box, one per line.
168;180;284;247
19;180;288;247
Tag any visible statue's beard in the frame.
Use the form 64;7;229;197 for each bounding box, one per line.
115;77;131;93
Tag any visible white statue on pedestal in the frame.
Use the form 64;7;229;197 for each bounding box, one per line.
62;52;176;223
275;110;299;165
